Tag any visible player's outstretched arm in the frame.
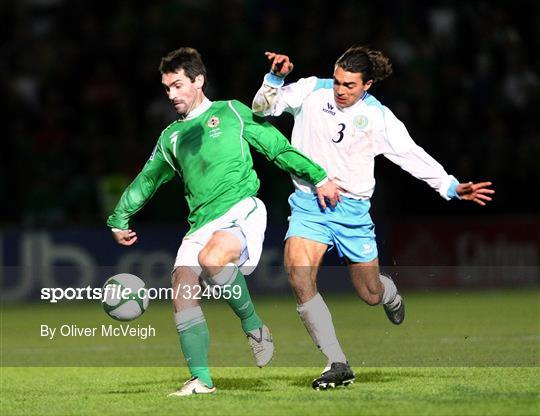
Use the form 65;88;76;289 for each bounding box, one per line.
111;229;138;246
252;52;293;116
107;138;176;241
456;181;495;206
265;51;294;77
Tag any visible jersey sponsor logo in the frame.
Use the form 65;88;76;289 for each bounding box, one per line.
322;102;336;116
207;116;220;128
353;115;368;130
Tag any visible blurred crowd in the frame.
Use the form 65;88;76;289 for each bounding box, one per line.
2;0;539;229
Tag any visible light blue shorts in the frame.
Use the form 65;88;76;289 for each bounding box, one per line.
285;190;377;263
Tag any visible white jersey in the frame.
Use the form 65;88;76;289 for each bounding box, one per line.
253;75;457;200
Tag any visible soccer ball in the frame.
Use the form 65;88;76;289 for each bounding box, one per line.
102;273;150;321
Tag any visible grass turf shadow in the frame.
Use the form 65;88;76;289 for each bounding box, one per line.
212;370;421;391
287;369;430;388
105;370;435;394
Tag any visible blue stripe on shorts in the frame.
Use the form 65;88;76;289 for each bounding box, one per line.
285;190;378;263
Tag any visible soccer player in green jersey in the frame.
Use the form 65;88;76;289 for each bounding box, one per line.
107;47;340;396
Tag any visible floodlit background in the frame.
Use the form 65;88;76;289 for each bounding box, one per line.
0;3;538;415
1;0;538;296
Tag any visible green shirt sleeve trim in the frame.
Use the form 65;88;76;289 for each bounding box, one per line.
227;100;246;160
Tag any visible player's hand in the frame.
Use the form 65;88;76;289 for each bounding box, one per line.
456;181;495;206
111;229;138;246
316;180;342;210
265;51;294;77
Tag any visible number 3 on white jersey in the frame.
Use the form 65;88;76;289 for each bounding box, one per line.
332;123;346;143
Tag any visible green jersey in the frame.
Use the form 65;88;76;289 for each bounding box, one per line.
107;99;327;234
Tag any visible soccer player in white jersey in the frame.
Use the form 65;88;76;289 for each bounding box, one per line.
252;46;495;390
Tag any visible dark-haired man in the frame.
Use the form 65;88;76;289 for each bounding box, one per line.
253;46;494;389
108;47;340;396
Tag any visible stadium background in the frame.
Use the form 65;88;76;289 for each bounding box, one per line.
1;4;538;415
1;0;539;298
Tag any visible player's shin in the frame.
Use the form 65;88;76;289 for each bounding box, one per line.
210;263;263;333
174;306;213;388
297;293;347;366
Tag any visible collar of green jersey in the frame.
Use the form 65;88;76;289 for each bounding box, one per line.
181;98;213;121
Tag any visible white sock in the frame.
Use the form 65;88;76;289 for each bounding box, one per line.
207;263;238;285
297;293;347;365
174;306;205;332
379;274;400;309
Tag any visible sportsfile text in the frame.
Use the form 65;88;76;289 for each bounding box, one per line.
40;284;242;303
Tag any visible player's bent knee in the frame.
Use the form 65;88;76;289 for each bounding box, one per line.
197;248;221;269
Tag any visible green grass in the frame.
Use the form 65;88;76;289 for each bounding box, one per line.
1;367;538;416
1;290;539;415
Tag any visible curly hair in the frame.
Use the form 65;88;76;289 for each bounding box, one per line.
335;46;393;83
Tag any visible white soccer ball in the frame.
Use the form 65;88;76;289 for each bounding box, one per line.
102;273;150;321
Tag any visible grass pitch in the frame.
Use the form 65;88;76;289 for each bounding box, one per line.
2;367;538;416
1;290;539;415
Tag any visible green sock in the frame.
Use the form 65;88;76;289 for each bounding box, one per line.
176;309;213;388
226;270;263;333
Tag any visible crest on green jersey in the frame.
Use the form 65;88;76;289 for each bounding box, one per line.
207;116;220;128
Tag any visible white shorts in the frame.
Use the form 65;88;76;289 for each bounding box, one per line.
174;197;267;276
